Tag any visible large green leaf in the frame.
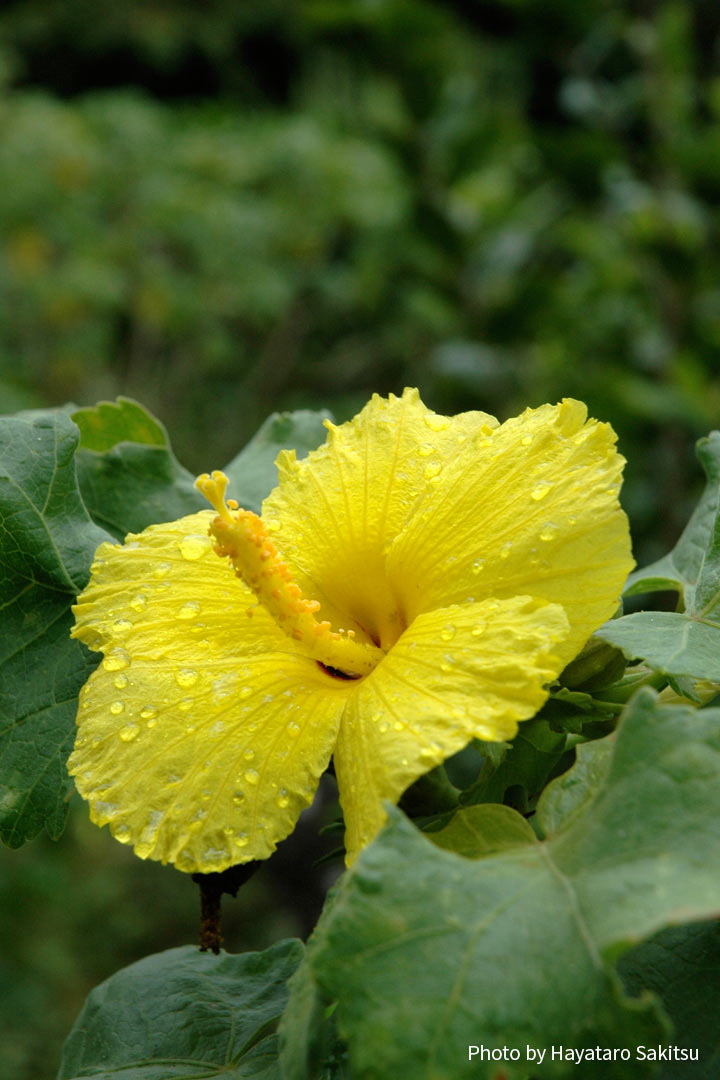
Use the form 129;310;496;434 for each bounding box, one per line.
282;690;720;1079
0;412;111;847
72;398;206;540
58;939;303;1080
222;409;333;513
596;609;720;681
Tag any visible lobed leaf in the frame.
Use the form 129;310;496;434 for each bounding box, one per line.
58;939;303;1080
282;690;720;1079
0;412;111;847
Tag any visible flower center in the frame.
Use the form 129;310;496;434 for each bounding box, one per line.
196;471;383;677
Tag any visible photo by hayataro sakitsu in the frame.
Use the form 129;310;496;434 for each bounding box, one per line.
68;389;632;873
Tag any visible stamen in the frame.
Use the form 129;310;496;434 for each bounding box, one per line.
196;471;382;677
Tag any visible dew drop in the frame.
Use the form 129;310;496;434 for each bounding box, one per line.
178;697;193;712
243;748;255;761
471;558;485;575
179;534;212;560
440;625;456;642
175;668;199;689
113;824;131;843
531;483;551;501
239;686;253;699
114;674;128;689
521;435;532;446
425;414;448;432
287;721;301;737
471;621;486;637
113;619;133;634
539;522;558;542
378;721;390;733
499;541;512;559
424;461;442;480
109;701;124;715
129;593;147;612
140;705;157;721
153;561;171;579
176;600;200;620
244;769;259;785
235;832;250;848
119;723;140;742
276;788;290;809
232;790;245;806
393;720;405;731
417;443;434;457
102;648;130;672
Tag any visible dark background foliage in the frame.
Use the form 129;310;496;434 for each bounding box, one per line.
1;2;719;1076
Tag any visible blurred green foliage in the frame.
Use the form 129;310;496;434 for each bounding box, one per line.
1;0;720;556
2;2;720;1076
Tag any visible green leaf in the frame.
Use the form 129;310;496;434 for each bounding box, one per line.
460;716;567;811
222;409;333;514
58;939;303;1080
0;412;111;846
427;803;536;857
71;398;205;541
620;921;720;1078
597;610;720;681
625;431;720;599
284;689;720;1079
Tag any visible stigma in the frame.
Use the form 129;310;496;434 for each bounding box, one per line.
196;471;383;677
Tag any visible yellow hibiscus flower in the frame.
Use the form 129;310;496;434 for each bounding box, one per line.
69;390;632;872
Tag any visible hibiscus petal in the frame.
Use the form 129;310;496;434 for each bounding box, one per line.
387;399;633;665
333;595;569;863
70;513;349;872
262;387;497;649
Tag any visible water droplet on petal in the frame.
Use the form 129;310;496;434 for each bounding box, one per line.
521;435;532;446
179;534;212;560
232;791;245;806
239;686;253;699
178;698;193;712
113;619;133;634
140;705;157;720
539;522;558;542
424;461;442;480
119;723;140;742
471;558;485;575
440;625;456;642
378;721;390;733
114;674;128;689
176;600;200;620
234;832;249;848
153;561;172;579
129;593;147;612
113;823;131;843
103;648;130;672
287;721;300;737
417;443;434;457
276;788;290;808
244;769;259;785
531;483;551;501
175;668;199;689
243;748;255;761
393;720;405;731
471;621;486;637
110;701;124;715
500;541;512;559
425;414;448;432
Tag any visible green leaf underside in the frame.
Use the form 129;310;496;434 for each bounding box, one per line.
58;939;304;1080
597;610;720;681
222;409;333;514
283;690;720;1079
602;431;720;680
71;398;206;541
619;921;720;1080
0;413;111;847
626;431;720;599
